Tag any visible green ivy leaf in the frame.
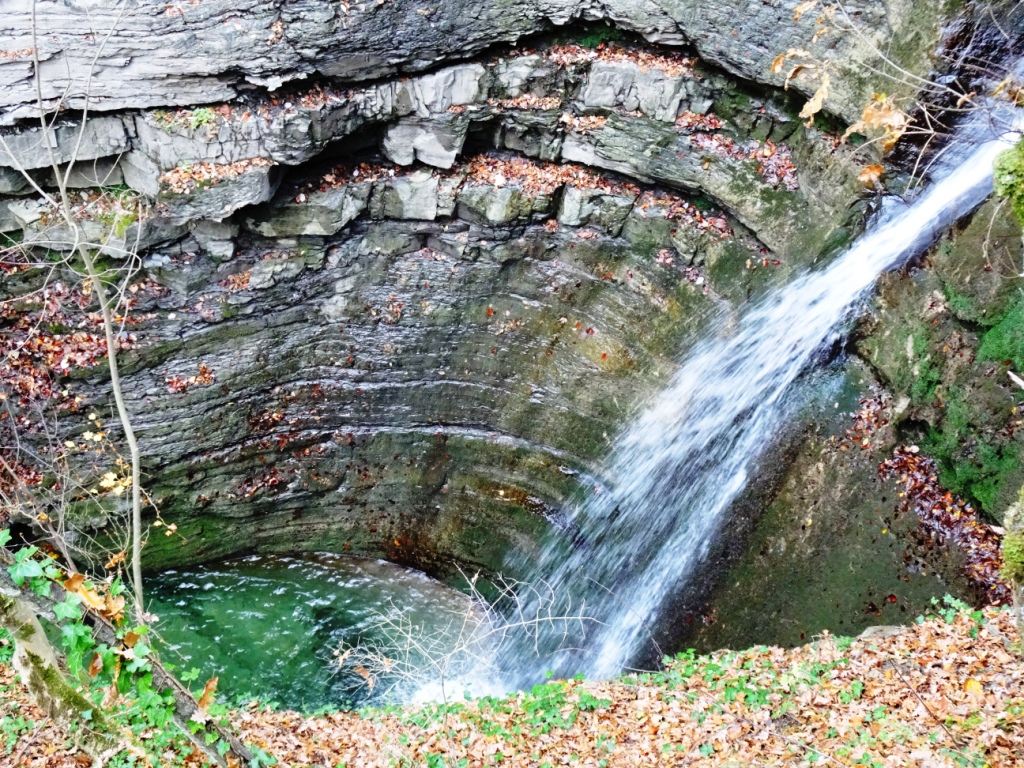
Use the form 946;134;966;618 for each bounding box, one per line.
9;554;44;586
60;622;94;676
248;744;278;768
54;594;83;622
30;576;52;598
0;528;11;548
109;576;125;597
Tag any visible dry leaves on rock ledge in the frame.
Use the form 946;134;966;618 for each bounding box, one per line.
547;44;694;78
159;157;273;195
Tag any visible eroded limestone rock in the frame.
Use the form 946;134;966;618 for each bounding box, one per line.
0;0;950;126
245;182;372;237
0;7;972;587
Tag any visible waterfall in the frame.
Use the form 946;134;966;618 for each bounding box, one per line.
499;125;1019;686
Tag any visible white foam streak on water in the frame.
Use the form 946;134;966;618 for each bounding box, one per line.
506;133;1017;683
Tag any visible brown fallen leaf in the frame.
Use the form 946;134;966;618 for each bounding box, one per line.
799;73;830;126
354;665;375;692
64;573;106;611
103;593;126;622
104;551;126;570
793;0;818;21
858;164;885;188
198;676;219;710
844;94;910;153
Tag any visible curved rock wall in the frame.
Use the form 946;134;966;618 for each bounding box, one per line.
0;3;960;583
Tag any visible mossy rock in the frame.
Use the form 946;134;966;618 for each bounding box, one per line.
995;137;1024;227
856;201;1024;521
932;197;1023;326
1002;488;1024;587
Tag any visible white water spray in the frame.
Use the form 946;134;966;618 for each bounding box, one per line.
500;128;1017;685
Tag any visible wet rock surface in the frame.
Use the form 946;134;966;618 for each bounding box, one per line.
678;193;1024;651
857;199;1024;523
1;32;883;583
1;1;994;656
681;361;975;652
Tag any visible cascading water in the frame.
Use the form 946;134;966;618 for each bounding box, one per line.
497;124;1019;687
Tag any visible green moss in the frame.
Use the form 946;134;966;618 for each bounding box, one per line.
943;282;978;323
556;21;628;48
925;392;970;459
956;442;1019;512
924;392;1021;516
153;106;218;134
994;138;1024;226
909;333;943;405
1003;531;1024;584
978;295;1024;371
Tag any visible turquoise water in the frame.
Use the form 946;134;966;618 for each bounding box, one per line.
147;553;477;711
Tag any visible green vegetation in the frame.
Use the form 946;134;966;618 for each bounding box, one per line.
1;534;270;767
1002;489;1024;584
153;106;219;134
909;334;943;405
922;390;1021;514
343;601;1011;768
1;711;34;756
557;22;628;48
1003;531;1024;583
189;107;216;130
2;585;1019;766
94;185;142;237
912;293;1024;512
978;295;1024;371
860;213;1024;518
942;282;980;325
0;629;11;664
995;138;1024;226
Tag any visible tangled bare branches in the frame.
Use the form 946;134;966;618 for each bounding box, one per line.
333;569;601;704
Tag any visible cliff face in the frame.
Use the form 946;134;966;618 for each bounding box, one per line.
0;1;962;584
1;0;947;125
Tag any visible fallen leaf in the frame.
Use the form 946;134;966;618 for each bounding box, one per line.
198;677;219;710
103;594;126;622
354;665;375;692
793;0;818;21
858;164;885;188
799;73;830;125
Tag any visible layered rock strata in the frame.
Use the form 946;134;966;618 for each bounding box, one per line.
0;2;964;588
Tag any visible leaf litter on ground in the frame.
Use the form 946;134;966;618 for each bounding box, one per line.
2;606;1020;766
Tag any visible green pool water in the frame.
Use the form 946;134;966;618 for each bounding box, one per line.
147;553;480;711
